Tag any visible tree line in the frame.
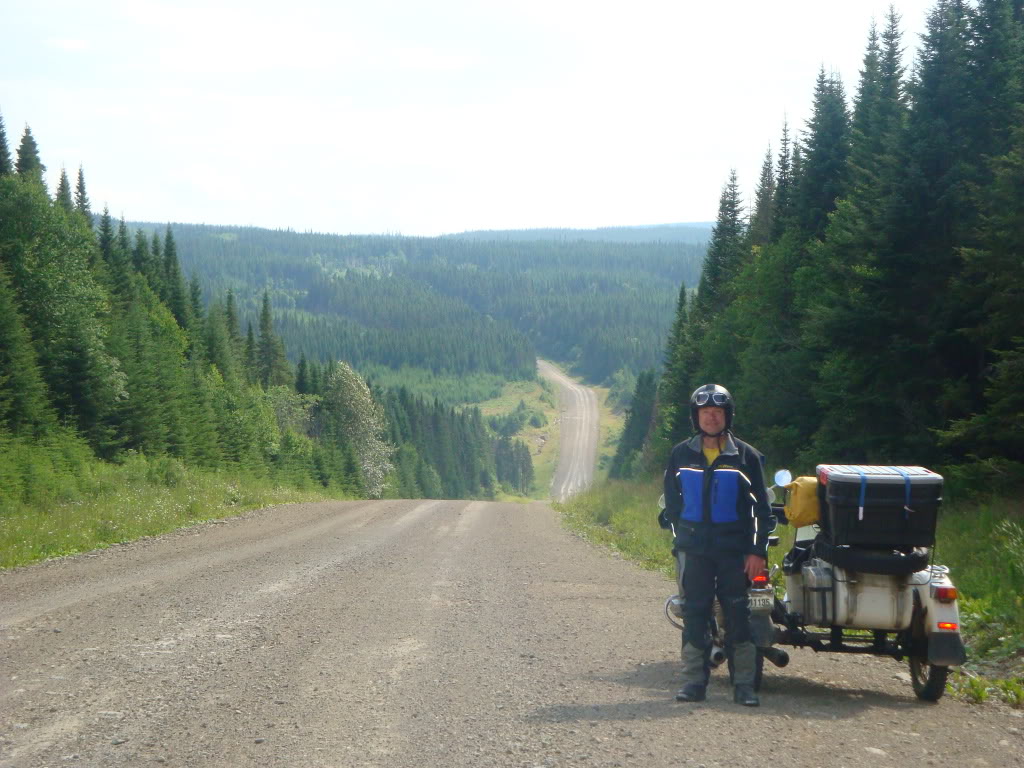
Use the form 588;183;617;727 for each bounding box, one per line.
618;0;1023;488
0;117;535;504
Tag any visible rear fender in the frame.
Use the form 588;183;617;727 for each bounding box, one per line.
914;581;968;667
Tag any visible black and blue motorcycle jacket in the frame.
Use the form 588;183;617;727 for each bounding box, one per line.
661;432;773;558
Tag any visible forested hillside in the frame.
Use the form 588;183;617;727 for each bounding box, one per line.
135;223;705;387
615;0;1023;488
0;119;536;544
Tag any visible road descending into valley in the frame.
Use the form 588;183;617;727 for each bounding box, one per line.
538;359;599;503
2;380;1022;766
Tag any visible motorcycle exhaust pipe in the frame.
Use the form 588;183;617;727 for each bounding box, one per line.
762;646;790;668
709;645;727;666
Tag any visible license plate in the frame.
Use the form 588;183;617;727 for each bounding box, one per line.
749;594;773;611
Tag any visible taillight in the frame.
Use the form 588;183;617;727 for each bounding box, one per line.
752;569;770;586
937;621;958;631
933;586;958;603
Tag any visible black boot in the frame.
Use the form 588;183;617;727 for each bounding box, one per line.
675;683;706;702
733;684;759;706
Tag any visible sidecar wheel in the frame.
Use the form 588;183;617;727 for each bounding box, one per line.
727;649;764;691
909;656;949;702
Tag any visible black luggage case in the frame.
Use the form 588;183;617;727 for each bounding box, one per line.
816;464;942;549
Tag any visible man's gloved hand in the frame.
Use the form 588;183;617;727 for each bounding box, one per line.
658;509;672;530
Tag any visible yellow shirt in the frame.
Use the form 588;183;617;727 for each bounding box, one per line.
702;444;720;465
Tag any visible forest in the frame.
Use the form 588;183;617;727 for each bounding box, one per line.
612;0;1024;490
142;223;705;387
0;125;536;530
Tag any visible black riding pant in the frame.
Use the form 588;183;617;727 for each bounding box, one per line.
680;550;752;650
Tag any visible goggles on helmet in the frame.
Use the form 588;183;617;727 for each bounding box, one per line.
693;391;730;407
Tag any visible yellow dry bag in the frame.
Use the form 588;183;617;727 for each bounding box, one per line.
784;475;821;527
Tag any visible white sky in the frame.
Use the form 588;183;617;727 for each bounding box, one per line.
1;0;936;236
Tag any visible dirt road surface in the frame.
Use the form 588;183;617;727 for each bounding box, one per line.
3;499;1022;767
3;365;1023;767
538;360;599;502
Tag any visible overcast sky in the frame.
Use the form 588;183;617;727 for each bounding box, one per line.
2;0;938;236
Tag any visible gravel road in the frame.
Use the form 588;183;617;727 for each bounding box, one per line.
3;499;1022;767
538;360;599;502
2;365;1022;767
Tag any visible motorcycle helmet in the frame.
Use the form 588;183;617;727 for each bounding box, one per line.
689;384;734;434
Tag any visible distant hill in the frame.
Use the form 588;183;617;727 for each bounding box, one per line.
445;223;714;245
130;222;705;384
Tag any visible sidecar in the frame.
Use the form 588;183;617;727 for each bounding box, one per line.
773;465;967;701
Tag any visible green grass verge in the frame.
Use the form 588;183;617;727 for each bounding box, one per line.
593;384;626;484
0;449;341;569
556;472;1023;701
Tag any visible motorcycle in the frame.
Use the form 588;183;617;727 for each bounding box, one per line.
663;464;967;701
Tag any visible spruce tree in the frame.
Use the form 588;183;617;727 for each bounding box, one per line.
15;126;45;183
610;370;656;478
747;146;776;248
0;265;54;435
796;68;851;239
97;206;115;264
244;322;257;383
256;291;292;388
189;274;204;327
74;165;92;226
771;122;793;240
55;168;74;212
296;352;311;394
163;227;189;327
693;170;745;317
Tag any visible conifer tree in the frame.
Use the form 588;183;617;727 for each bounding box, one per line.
0;265;54;435
74;165;92;226
189;274;204;327
0;173;126;455
693;170;745;317
256;291;292;387
225;289;242;349
610;370;656;478
163;227;189;327
202;299;242;383
244;322;257;383
15;126;45;183
0;110;12;176
295;352;311;394
97;207;115;264
796;68;851;239
747;146;776;248
660;283;697;442
771;122;793;240
55;168;74;212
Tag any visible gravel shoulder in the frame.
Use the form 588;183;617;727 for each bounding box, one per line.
2;498;1022;768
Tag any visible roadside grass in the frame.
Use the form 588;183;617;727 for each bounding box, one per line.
592;384;626;484
0;449;338;569
557;473;1024;698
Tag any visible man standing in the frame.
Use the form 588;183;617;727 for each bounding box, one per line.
660;384;772;706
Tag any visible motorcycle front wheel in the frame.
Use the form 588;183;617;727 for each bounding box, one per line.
909;656;949;702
